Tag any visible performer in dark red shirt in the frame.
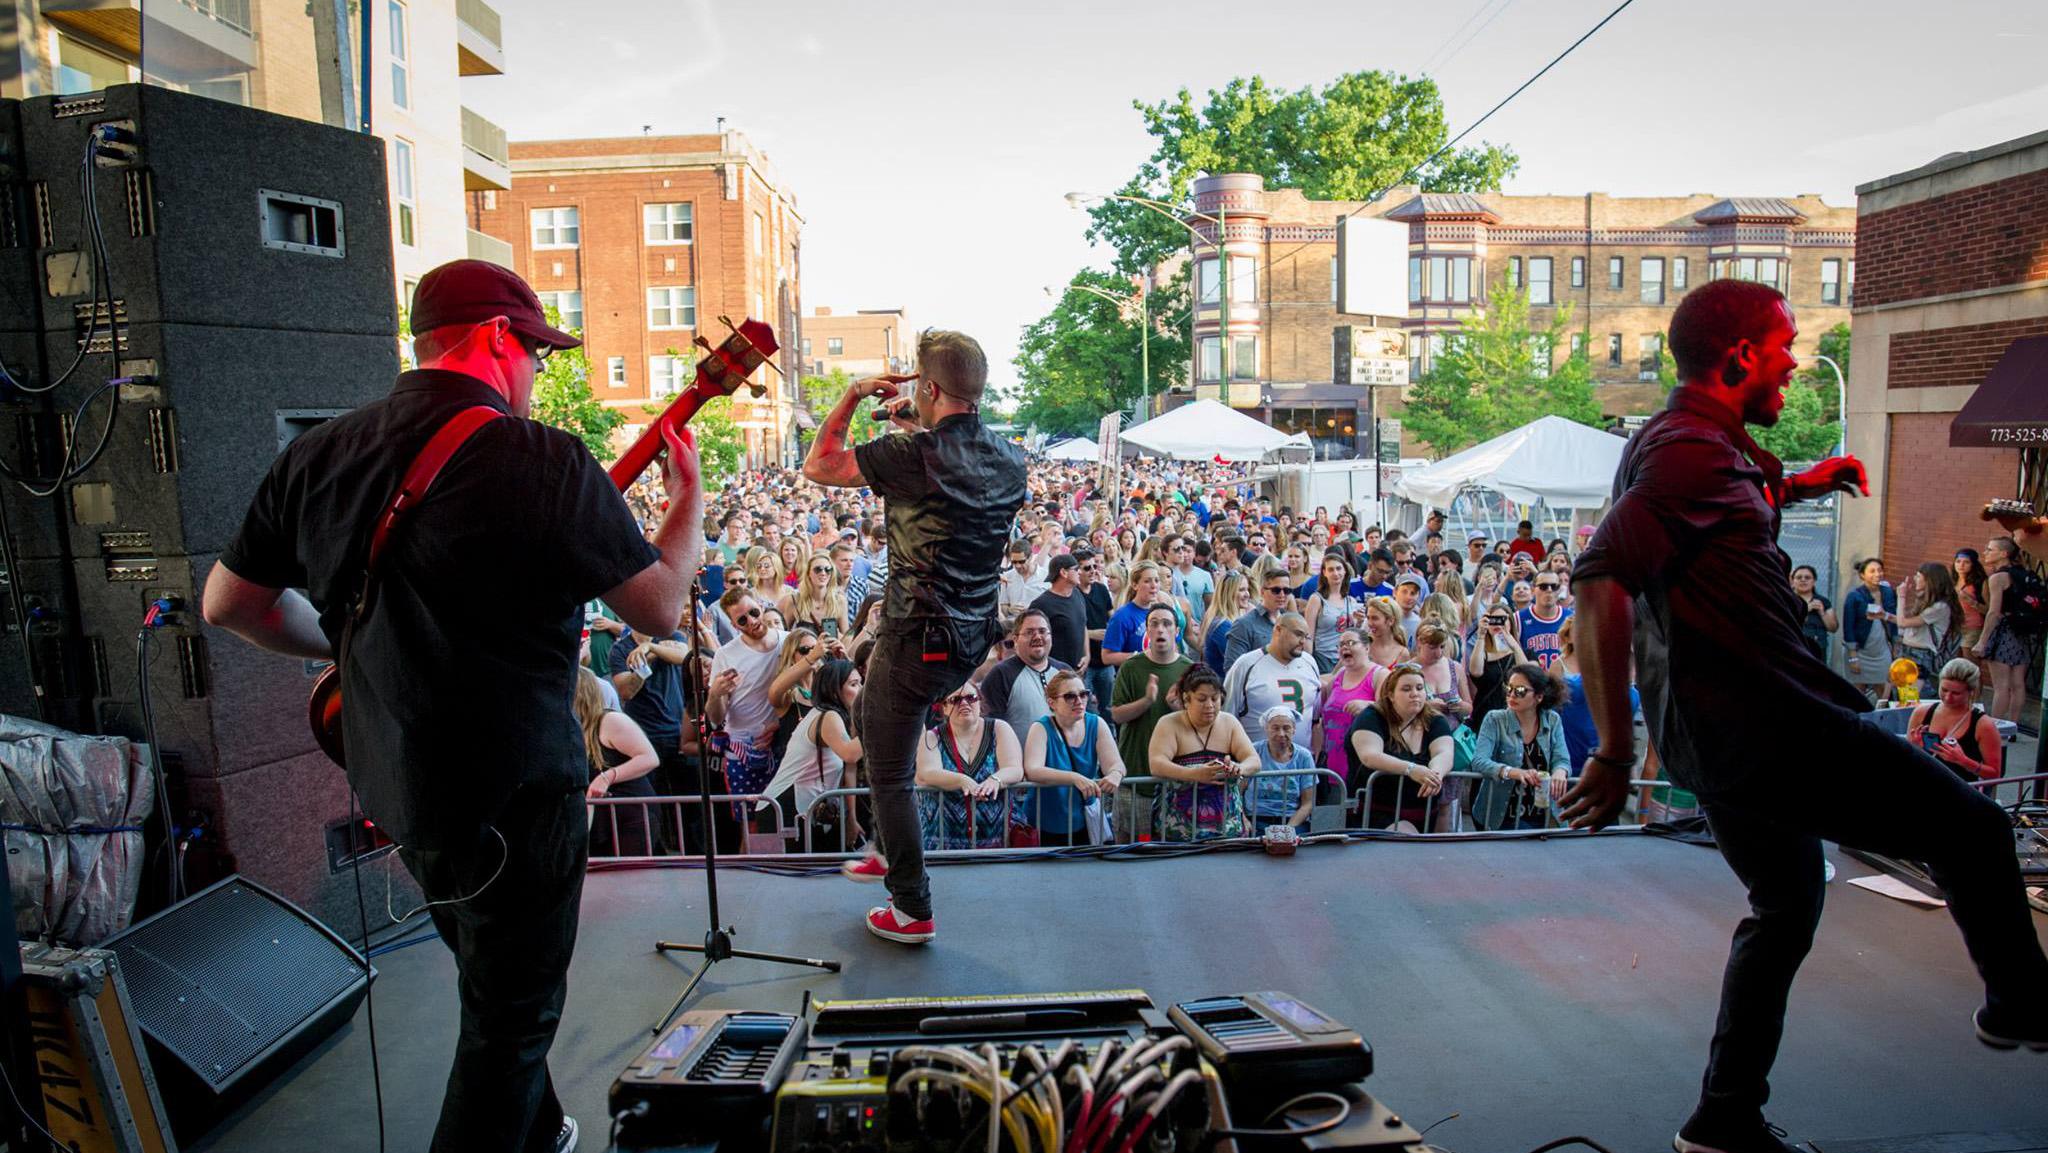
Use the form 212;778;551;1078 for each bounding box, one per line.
1565;279;2048;1153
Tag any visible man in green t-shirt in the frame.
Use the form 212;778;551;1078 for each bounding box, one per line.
1111;604;1192;841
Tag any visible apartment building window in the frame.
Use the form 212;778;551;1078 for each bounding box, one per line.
1570;332;1586;358
1672;257;1688;291
649;356;686;398
827;337;844;356
1232;336;1257;381
1330;256;1340;304
531;207;579;248
1505;257;1522;290
607;357;626;387
392;137;416;247
54;35;128;95
1606;334;1623;367
752;213;764;254
648;287;696;329
645;203;693;244
1198;256;1256;304
536;291;582;333
1409;255;1474;304
1528;257;1553;305
1198;336;1221;382
1570;256;1585;288
388;0;410;111
801;338;812;356
1711;256;1786;291
1607;256;1623;290
1821;258;1842;305
1640;257;1665;304
1639;334;1663;381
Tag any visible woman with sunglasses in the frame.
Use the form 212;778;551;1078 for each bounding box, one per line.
1021;669;1126;846
1148;664;1258;841
912;685;1024;851
1346;662;1457;832
778;553;850;638
744;546;783;599
1464;606;1527;735
1470;663;1571;830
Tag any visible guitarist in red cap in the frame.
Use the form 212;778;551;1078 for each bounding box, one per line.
202;259;705;1153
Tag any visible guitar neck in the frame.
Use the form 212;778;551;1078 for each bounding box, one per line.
608;388;710;493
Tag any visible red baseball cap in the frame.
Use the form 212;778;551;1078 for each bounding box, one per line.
410;259;582;351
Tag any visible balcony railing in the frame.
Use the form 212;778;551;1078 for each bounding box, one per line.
461;107;510;191
456;0;505;75
466;229;513;269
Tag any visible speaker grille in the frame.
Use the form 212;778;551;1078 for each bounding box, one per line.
107;877;369;1092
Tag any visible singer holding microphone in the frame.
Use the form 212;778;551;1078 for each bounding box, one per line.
802;330;1027;944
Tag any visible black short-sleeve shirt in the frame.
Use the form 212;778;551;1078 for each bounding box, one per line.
1031;586;1090;669
854;414;1028;623
220;370;660;849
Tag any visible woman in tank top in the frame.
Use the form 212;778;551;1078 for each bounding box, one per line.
1463;604;1527;734
914;683;1024;850
1147;665;1259;841
1021;670;1126;846
574;668;661;858
760;659;865;851
1906;658;2003;783
1319;629;1381;776
1302;552;1360;675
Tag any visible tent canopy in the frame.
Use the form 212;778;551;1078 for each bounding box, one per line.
1394;415;1625;510
1121;399;1312;462
1041;436;1099;462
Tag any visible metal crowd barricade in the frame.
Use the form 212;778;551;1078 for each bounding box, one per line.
1971;771;2048;807
584;792;785;863
1353;770;1670;833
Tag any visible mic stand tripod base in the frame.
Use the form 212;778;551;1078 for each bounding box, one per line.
650;568;842;1036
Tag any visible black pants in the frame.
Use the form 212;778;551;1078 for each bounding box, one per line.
1692;709;2048;1122
647;744;739;856
860;618;995;921
398;786;586;1153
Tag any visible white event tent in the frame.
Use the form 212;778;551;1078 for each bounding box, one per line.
1394;415;1626;511
1120;400;1312;462
1041;437;1100;462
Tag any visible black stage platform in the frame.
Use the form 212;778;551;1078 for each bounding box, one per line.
188;834;2048;1153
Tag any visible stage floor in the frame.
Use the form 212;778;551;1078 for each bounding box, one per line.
188;833;2048;1153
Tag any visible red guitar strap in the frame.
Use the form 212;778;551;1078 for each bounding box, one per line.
367;405;504;575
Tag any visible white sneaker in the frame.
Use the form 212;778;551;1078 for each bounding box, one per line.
556;1115;579;1153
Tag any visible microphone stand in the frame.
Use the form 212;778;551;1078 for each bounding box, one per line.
652;568;840;1034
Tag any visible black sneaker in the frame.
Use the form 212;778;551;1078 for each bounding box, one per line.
1974;1005;2048;1052
555;1115;579;1153
1674;1110;1800;1153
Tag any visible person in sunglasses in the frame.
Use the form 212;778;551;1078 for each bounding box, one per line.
1021;670;1126;846
1516;571;1572;668
1469;663;1570;831
913;685;1024;854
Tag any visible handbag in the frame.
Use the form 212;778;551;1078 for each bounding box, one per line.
1451;724;1478;775
307;405;505;766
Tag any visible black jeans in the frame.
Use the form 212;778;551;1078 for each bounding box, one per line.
860;618;996;921
1692;708;2048;1122
399;786;586;1153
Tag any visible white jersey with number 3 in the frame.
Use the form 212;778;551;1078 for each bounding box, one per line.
1223;650;1323;731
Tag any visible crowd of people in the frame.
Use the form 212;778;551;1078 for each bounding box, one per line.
566;448;2043;854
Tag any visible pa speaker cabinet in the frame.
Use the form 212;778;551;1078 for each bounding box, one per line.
18;940;179;1153
103;875;372;1142
16;84;395;337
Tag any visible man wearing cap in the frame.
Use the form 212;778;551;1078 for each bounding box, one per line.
202;260;704;1153
1392;571;1429;644
1466;531;1492;573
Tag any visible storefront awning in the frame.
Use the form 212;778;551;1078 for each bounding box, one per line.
1952;335;2048;447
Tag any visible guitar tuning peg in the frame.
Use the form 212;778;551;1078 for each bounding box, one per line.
747;383;766;398
718;315;740;335
693;335;715;352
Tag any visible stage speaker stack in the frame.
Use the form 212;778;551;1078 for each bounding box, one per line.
102;876;373;1140
0;83;406;935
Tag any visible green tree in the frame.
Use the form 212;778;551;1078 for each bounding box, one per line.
1006;267;1192;437
633;344;747;490
1087;72;1518;274
527;305;626;461
1401;282;1601;457
799;367;884;449
1752;377;1840;462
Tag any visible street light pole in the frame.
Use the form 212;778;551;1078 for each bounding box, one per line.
1053;279;1150;420
1815;354;1846;455
1065;190;1227;410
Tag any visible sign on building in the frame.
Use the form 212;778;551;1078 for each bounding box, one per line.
1342;325;1410;387
1335;215;1410;319
1377;418;1402;465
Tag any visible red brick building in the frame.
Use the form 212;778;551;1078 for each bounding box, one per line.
1844;128;2048;583
471;132;804;466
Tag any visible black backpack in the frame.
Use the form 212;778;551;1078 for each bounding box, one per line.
2004;565;2048;635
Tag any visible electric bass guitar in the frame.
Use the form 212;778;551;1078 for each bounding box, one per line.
308;318;780;767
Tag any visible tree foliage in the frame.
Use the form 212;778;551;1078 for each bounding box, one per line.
1007;267;1192;438
1086;72;1518;274
527;305;625;461
1753;322;1851;462
799;367;884;449
1400;282;1602;458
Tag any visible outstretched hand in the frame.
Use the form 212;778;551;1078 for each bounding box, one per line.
1791;455;1868;499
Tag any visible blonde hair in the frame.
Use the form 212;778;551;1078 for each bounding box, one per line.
776;536;811;584
789;559;847;630
744;545;779;586
574;667;610;775
1364;596;1401;634
1124;560;1167;607
1939;658;1981;693
1204;571;1248;635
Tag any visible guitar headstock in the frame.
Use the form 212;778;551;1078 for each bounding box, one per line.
690;317;779;402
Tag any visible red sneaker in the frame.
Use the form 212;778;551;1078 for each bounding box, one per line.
865;904;935;945
841;854;888;883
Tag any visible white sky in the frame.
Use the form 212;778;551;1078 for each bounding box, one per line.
465;0;2048;393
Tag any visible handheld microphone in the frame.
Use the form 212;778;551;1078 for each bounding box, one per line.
870;399;912;423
